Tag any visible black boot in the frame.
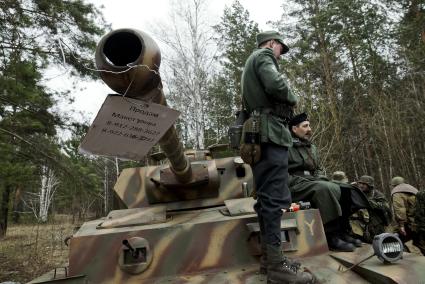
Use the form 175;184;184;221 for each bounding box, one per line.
260;242;301;275
327;234;355;252
338;186;363;248
266;244;315;284
340;233;362;247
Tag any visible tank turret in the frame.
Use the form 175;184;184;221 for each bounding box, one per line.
94;29;253;209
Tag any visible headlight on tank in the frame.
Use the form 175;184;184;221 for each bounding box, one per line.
372;233;403;264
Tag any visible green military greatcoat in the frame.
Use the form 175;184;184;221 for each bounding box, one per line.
241;48;297;147
287;138;342;224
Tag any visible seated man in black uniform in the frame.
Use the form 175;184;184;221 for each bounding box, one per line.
287;113;370;251
350;175;392;243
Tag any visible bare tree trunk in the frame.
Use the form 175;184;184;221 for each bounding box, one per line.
39;166;59;222
377;102;393;181
72;193;78;224
348;139;359;180
12;185;23;223
0;185;11;238
406;126;420;184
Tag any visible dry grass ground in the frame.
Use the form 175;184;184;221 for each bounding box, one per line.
0;216;77;283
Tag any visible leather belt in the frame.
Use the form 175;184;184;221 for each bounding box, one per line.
291;170;312;176
253;107;290;124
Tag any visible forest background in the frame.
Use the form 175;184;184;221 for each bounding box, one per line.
0;0;424;280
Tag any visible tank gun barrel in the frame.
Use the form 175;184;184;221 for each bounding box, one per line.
95;29;191;182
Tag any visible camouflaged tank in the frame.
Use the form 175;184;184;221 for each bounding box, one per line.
30;29;425;284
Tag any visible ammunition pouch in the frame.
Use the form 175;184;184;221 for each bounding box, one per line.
240;112;261;165
228;110;249;150
237;104;292;164
240;143;261;165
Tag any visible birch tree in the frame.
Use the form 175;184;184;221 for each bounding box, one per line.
151;0;217;149
23;166;59;222
38;166;60;222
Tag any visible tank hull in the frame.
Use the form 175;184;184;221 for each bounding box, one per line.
30;206;425;284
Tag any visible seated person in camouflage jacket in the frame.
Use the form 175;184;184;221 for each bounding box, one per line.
391;176;425;255
350;175;392;243
288;113;370;252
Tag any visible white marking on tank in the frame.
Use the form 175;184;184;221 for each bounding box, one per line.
304;219;315;236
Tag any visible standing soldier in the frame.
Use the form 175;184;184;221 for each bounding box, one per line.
391;176;425;254
241;30;314;283
350;175;392;243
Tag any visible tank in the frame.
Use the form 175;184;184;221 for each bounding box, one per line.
30;29;425;284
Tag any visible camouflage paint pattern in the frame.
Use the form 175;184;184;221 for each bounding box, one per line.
32;199;425;284
66;208;328;283
30;28;425;283
114;157;254;211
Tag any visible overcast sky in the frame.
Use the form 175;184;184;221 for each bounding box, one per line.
46;0;284;124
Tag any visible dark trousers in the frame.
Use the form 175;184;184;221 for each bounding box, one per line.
253;143;292;246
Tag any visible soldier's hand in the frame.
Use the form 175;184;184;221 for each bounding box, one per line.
399;226;407;237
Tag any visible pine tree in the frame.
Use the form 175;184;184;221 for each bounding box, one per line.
272;0;402;189
0;0;107;236
207;0;259;145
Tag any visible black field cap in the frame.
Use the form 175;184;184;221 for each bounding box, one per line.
289;112;308;127
256;30;289;54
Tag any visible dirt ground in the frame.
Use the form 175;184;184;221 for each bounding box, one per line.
0;219;77;283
